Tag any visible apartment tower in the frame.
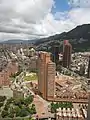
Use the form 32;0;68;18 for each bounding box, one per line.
63;40;72;68
38;52;56;100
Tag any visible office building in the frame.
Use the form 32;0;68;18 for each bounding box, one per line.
63;40;72;68
37;52;56;100
47;62;56;99
79;63;85;76
51;46;59;63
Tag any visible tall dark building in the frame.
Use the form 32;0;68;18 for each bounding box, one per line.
51;46;59;63
87;56;90;78
62;40;72;68
79;63;85;75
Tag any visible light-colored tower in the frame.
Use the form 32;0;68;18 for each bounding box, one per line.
47;62;56;99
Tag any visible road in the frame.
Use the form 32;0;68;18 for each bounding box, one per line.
33;95;54;119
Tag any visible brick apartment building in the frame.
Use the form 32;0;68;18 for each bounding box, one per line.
0;61;18;86
63;40;72;68
37;51;56;100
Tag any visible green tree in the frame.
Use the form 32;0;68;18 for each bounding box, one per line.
7;97;14;104
30;104;36;114
1;110;8;118
14;106;21;117
20;108;29;117
24;95;33;105
0;102;3;107
4;104;9;111
0;96;6;102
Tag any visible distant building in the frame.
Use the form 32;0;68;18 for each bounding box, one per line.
79;63;85;75
62;40;72;68
0;61;18;87
87;56;90;78
51;46;59;64
37;52;56;100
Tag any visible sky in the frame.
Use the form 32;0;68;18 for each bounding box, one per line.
0;0;90;41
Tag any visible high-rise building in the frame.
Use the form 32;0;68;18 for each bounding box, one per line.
62;40;72;68
87;56;90;78
47;62;56;99
37;51;56;99
51;46;59;63
79;63;85;75
63;40;69;52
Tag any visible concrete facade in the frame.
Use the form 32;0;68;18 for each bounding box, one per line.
47;62;56;99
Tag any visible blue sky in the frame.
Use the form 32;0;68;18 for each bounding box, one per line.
52;0;70;13
0;0;90;40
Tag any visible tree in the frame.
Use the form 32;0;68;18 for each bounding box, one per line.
20;108;29;117
4;104;9;111
8;107;15;118
0;96;6;102
7;97;14;104
30;104;36;114
13;99;22;108
24;95;33;105
0;102;3;107
14;106;21;117
1;110;8;118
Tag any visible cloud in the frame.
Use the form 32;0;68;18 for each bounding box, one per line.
0;0;54;40
0;0;90;41
68;0;90;7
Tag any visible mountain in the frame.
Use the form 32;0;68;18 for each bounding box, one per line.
1;24;90;52
35;24;90;52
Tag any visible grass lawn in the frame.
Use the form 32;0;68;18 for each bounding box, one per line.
51;102;73;113
24;73;38;81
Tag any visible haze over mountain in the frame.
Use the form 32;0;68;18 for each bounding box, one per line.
1;24;90;53
35;24;90;52
0;39;37;44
